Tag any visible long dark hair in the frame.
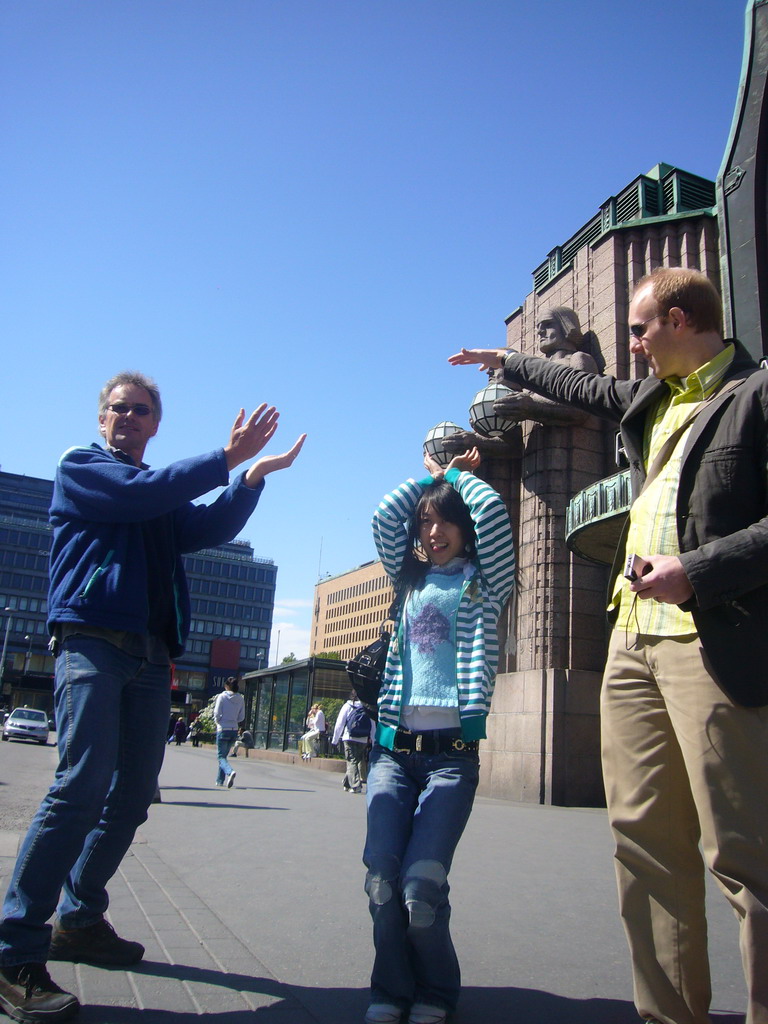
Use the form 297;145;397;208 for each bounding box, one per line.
396;481;476;590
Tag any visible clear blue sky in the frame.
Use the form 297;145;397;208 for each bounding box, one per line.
0;0;748;660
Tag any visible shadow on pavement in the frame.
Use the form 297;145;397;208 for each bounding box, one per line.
161;784;315;794
77;961;653;1024
152;800;291;810
63;959;750;1024
76;990;640;1024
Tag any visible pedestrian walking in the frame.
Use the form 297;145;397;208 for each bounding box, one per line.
214;678;244;788
173;716;187;746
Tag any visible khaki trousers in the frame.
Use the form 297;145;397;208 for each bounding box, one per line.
602;630;768;1024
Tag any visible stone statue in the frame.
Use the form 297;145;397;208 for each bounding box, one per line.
492;307;599;426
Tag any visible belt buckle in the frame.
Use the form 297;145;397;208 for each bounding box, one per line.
395;730;411;755
415;734;422;753
452;739;465;751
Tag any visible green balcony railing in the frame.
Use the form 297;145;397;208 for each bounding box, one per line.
565;470;631;565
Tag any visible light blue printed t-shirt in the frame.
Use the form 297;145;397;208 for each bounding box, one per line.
401;559;466;709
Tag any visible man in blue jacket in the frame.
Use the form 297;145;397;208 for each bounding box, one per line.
0;371;305;1023
450;268;768;1024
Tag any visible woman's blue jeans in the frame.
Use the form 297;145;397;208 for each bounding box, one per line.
216;730;238;784
0;635;171;965
363;744;479;1012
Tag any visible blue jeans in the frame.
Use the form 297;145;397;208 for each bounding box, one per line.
0;635;170;965
363;744;479;1012
216;730;238;784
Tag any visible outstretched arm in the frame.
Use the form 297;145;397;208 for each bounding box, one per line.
222;404;306;489
244;433;307;488
448;348;507;371
172;426;306;553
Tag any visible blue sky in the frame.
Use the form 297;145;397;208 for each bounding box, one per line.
0;0;748;660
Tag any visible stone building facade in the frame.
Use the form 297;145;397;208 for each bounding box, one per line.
471;164;720;805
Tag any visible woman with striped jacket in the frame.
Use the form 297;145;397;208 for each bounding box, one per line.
363;448;515;1024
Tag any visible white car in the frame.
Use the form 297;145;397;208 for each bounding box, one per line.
2;707;50;745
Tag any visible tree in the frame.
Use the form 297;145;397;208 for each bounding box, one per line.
320;698;346;744
194;696;218;736
281;653;297;664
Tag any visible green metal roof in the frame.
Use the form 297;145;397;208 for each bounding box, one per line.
522;164;716;300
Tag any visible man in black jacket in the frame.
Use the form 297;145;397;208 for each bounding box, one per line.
450;267;768;1024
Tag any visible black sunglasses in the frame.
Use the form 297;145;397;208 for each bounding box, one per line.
107;402;153;417
629;313;665;339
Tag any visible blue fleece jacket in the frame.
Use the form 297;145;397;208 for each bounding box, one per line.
47;443;264;657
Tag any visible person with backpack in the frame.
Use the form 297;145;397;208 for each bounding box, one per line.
332;695;375;793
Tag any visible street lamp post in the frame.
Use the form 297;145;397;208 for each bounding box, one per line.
23;635;33;676
0;608;12;690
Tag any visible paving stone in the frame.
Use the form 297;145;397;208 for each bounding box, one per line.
0;743;749;1024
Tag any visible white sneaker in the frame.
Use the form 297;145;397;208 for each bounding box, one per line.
364;1004;402;1024
408;1004;447;1024
226;772;236;789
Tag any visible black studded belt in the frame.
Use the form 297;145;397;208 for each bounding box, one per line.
392;729;478;755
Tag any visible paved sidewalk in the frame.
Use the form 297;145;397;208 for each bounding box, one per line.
0;742;748;1024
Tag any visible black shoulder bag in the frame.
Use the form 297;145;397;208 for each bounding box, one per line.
345;596;400;721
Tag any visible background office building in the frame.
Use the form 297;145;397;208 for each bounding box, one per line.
310;559;395;662
0;468;276;717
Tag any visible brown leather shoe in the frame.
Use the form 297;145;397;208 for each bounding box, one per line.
0;962;79;1022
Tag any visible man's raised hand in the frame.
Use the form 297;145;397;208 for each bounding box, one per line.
224;405;280;471
245;434;307;488
447;348;506;371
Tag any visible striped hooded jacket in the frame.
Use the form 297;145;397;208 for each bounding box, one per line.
371;467;516;747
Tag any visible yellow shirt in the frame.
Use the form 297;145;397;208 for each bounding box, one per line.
612;344;735;636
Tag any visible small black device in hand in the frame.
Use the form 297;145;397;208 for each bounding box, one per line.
624;553;651;582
